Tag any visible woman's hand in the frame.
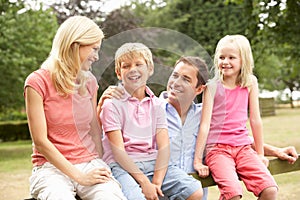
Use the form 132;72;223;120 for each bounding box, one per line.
76;167;112;186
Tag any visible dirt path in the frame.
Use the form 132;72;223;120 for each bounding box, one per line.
0;170;31;200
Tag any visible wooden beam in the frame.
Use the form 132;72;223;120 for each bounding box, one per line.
189;154;300;188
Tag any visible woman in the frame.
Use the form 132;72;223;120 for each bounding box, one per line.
24;16;126;200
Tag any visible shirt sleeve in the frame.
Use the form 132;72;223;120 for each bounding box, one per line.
100;99;122;133
155;98;168;129
24;70;47;100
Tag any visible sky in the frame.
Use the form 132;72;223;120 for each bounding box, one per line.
22;0;130;13
101;0;129;13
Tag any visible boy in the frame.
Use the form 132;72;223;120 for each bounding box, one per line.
100;43;203;200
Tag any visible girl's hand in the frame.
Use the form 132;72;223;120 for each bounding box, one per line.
258;155;269;167
76;167;112;186
194;163;210;178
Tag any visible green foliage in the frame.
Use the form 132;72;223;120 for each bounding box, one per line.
0;109;27;121
131;0;252;55
252;0;300;107
0;120;30;141
0;0;58;112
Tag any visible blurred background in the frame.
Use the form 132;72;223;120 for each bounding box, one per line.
0;0;299;199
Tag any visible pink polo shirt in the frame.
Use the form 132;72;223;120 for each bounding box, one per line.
24;69;99;166
100;85;168;165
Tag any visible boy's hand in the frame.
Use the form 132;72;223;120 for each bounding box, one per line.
194;163;209;178
141;181;160;200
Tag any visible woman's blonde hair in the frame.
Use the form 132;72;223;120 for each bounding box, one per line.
114;43;154;75
43;16;104;96
213;34;254;88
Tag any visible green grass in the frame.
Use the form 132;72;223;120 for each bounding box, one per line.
0;108;299;199
0;140;32;172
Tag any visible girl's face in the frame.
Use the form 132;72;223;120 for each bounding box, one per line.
116;57;153;94
79;41;101;71
217;45;242;79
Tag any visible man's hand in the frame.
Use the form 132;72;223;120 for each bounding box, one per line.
275;146;298;164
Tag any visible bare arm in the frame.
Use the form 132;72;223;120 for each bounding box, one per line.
107;130;159;200
263;144;298;164
152;128;170;197
25;87;110;186
194;86;212;177
89;92;103;158
248;76;268;166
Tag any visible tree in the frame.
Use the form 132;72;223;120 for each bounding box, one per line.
253;0;300;107
131;0;253;55
0;0;57;113
50;0;106;24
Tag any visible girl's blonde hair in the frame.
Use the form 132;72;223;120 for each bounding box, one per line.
213;34;254;88
43;16;104;96
114;43;154;75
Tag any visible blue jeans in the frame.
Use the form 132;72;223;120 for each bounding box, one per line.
110;160;202;200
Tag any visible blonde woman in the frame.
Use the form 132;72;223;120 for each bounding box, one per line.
24;16;126;200
194;35;278;200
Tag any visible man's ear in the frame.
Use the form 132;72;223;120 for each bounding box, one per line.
196;85;206;95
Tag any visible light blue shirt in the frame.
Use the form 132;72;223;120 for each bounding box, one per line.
160;91;208;200
160;92;202;173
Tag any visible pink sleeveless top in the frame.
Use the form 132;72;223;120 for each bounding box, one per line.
206;82;252;146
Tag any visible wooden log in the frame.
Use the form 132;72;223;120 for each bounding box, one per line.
189;154;300;188
25;155;300;199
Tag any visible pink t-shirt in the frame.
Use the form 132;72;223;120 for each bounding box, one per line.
100;85;168;165
206;81;252;146
24;69;99;166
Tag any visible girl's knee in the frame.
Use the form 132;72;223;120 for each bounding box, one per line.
259;186;278;200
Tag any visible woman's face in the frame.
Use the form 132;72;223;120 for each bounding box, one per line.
79;41;101;71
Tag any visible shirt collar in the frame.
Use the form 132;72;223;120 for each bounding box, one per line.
118;83;155;102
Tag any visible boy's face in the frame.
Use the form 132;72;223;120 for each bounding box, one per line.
116;56;153;94
167;61;203;106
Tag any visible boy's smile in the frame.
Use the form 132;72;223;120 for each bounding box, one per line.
117;57;153;96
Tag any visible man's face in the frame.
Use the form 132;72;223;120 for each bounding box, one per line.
167;61;202;107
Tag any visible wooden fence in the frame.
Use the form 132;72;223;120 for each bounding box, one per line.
259;97;276;117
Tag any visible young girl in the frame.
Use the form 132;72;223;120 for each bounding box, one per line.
193;35;278;200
